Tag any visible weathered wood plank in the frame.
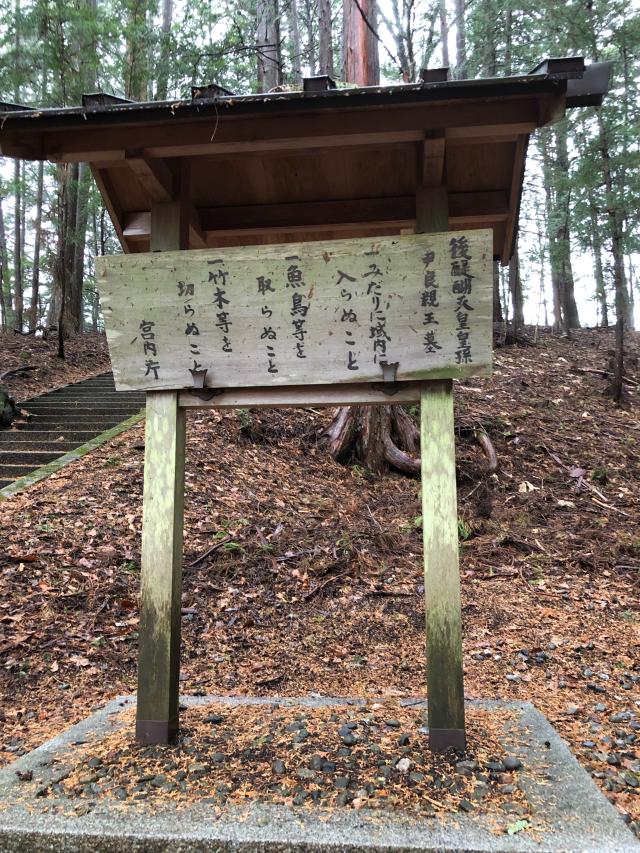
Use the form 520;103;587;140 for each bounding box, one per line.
136;198;187;745
136;390;186;743
420;379;466;752
98;231;492;392
179;381;428;408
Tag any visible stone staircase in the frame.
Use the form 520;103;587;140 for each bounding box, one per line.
0;372;145;489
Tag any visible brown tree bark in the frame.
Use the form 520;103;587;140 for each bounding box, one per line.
302;0;317;75
318;0;333;76
29;160;45;332
439;0;449;67
13;159;23;332
156;0;173;100
453;0;466;78
0;195;10;331
288;0;303;85
342;0;379;85
492;260;503;323
508;239;524;330
257;0;282;92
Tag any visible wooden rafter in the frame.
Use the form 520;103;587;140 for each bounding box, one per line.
501;134;529;263
122;191;509;243
91;166;130;253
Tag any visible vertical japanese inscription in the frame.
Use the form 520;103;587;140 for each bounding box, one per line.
209;259;233;353
366;253;390;365
420;248;442;355
140;319;160;379
287;256;310;360
336;269;359;371
178;277;202;380
449;236;474;365
257;270;278;374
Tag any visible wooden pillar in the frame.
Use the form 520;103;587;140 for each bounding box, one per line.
416;138;466;752
136;196;188;744
420;381;465;751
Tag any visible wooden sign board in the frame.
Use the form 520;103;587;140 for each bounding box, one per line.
97;231;492;393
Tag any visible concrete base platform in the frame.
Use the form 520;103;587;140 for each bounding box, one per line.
0;696;636;853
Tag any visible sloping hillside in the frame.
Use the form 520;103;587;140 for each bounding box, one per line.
0;327;638;832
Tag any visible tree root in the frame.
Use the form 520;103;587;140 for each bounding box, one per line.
323;405;499;479
475;429;498;473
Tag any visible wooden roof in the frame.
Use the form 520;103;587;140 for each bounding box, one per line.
0;59;610;263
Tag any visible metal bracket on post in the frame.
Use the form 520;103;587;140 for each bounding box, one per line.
189;367;208;389
370;361;408;397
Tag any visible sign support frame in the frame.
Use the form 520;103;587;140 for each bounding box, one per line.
134;154;469;752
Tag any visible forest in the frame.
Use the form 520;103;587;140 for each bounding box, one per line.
0;0;639;845
0;0;637;343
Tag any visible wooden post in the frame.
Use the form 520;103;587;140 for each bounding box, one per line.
416;136;466;752
420;381;465;751
136;195;188;743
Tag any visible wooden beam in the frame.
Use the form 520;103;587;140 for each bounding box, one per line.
125;152;174;202
34;99;541;162
91;166;130;253
179;382;433;408
414;175;466;753
420;380;466;752
122;192;509;242
136;198;188;746
501;134;529;264
445;122;536;141
421;134;445;188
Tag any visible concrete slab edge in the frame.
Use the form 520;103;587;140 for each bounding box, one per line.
0;695;637;853
0;410;144;501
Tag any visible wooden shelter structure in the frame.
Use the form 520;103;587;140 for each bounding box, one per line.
0;58;609;262
0;58;610;750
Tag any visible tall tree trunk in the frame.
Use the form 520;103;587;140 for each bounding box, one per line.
302;0;317;75
287;0;303;85
67;161;90;334
125;0;149;100
0;196;11;332
323;0;424;476
588;195;608;328
317;0;333;76
156;0;173;99
554;124;580;329
453;0;465;78
492;260;502;323
13;158;23;332
256;0;282;92
595;109;632;336
29;160;45;332
509;239;524;330
342;0;379;85
439;0;449;67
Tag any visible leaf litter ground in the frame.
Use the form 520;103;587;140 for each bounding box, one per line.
0;327;638;837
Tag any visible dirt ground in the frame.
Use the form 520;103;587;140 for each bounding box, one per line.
0;331;110;402
0;327;638;833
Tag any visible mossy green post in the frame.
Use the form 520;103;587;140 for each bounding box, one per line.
416;161;466;752
136;198;188;744
420;381;466;752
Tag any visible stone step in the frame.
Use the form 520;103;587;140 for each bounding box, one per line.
22;401;141;415
0;464;40;478
0;451;65;466
0;442;82;453
0;372;145;488
26;392;144;402
25;415;134;424
0;431;100;442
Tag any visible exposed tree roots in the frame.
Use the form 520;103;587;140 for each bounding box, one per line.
323;405;498;478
